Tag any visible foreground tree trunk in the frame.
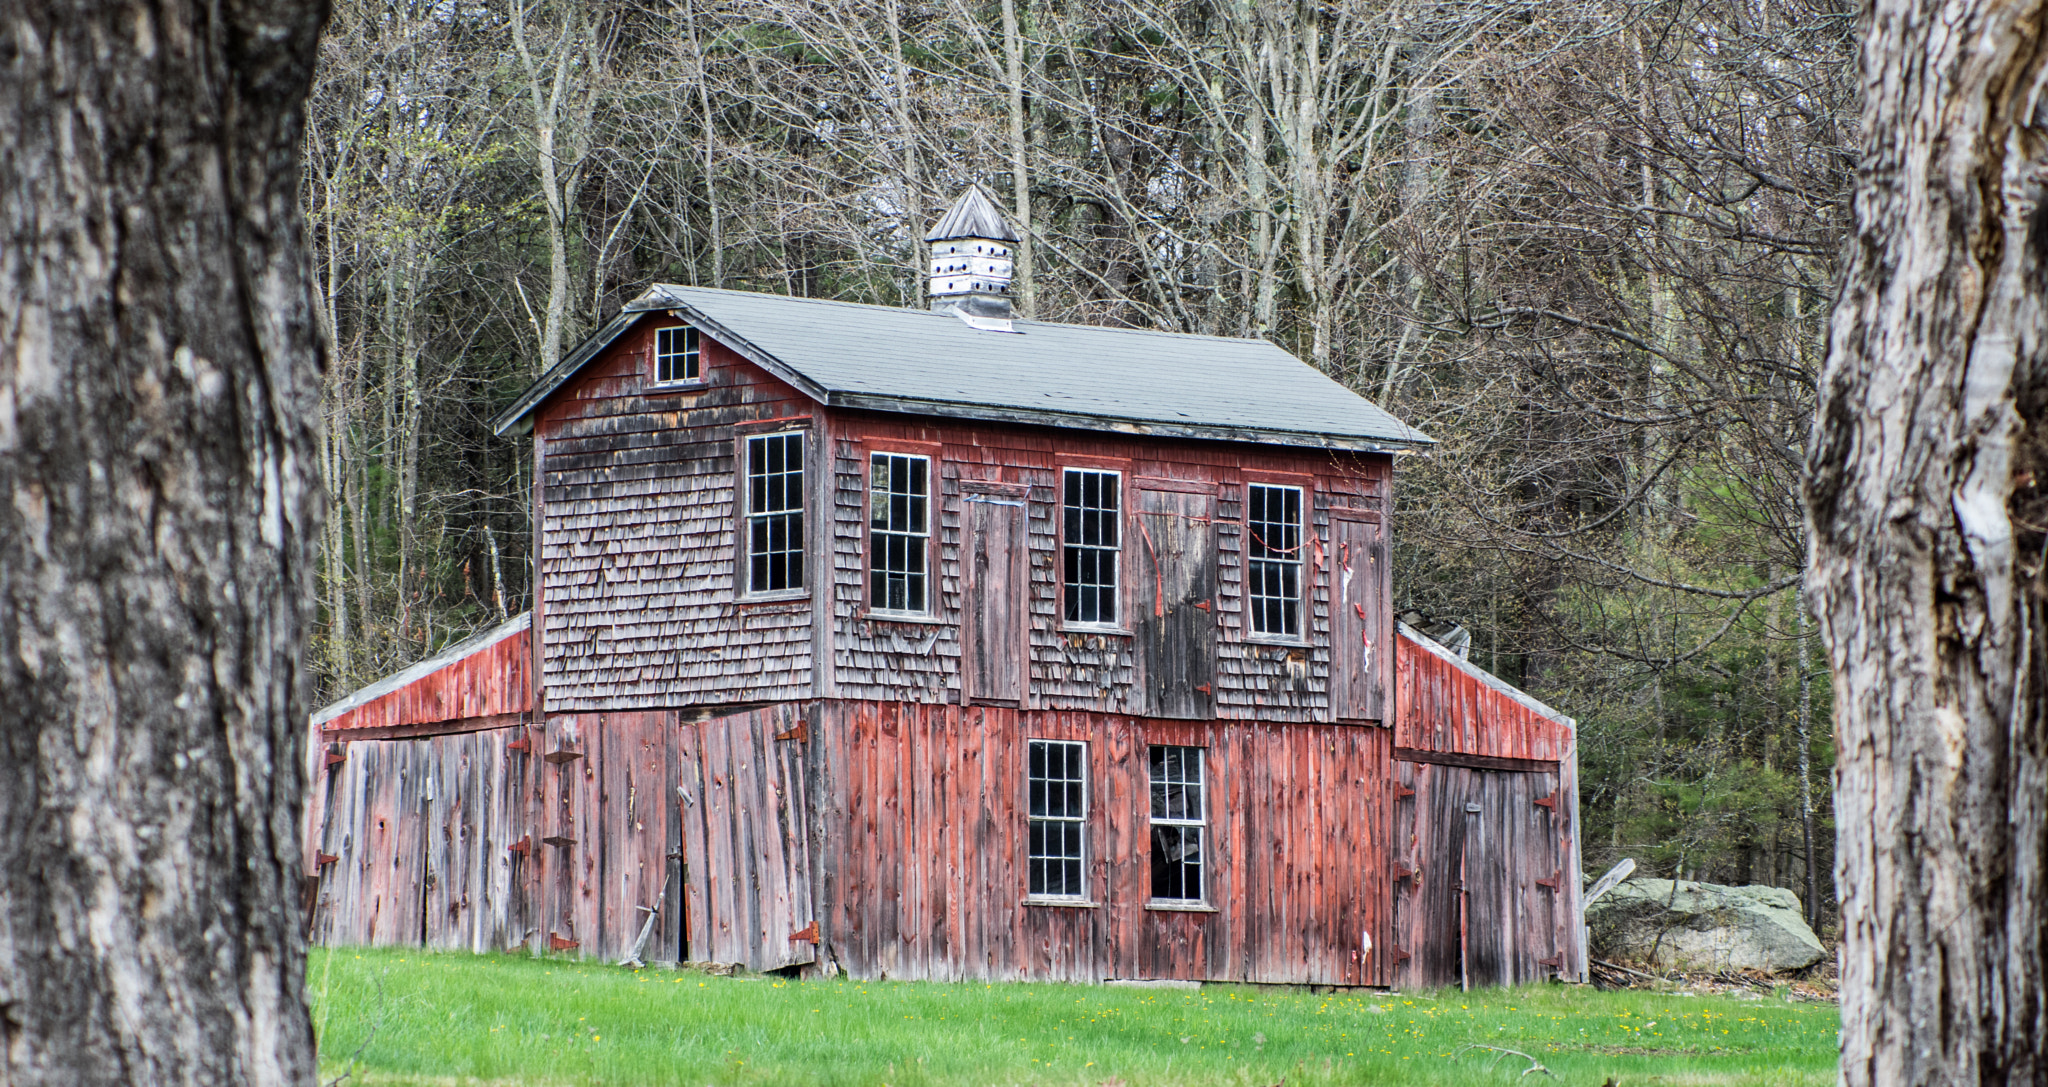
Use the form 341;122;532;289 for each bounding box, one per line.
1805;0;2048;1078
0;0;328;1083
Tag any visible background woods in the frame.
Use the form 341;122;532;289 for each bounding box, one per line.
306;0;1852;924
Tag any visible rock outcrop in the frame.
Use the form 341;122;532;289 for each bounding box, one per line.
1586;879;1826;972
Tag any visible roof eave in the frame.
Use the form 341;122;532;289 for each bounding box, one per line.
825;391;1435;453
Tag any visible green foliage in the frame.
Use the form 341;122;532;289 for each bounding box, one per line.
310;948;1840;1086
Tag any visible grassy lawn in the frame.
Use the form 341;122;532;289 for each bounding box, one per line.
311;947;1838;1086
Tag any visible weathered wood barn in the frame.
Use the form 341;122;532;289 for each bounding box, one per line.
305;188;1584;988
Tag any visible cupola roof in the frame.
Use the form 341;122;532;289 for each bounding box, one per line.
923;184;1019;242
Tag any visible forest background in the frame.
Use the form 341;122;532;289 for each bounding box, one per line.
306;0;1848;929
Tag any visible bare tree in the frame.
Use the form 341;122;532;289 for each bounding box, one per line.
0;0;328;1082
1805;0;2048;1074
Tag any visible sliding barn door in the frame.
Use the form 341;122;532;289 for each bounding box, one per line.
1331;511;1390;722
1133;484;1216;719
962;485;1029;705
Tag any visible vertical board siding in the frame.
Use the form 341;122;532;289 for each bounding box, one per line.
814;700;1389;986
307;728;525;953
1394;628;1571;762
537;322;816;712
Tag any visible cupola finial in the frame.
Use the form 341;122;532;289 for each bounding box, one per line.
926;185;1018;319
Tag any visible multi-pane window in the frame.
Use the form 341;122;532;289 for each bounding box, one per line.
1148;746;1206;902
1062;469;1120;625
655;325;700;384
1246;484;1304;637
1028;740;1088;898
869;453;930;613
745;432;804;593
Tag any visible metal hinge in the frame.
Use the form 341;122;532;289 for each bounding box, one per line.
775;721;809;743
790;921;820;943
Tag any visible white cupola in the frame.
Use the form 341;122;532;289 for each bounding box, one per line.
925;185;1020;320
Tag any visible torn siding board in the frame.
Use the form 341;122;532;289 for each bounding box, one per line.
536;322;816;711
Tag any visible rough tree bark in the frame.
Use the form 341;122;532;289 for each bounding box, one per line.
1804;0;2048;1078
0;0;328;1083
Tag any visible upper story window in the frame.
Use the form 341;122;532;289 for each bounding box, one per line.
654;325;701;385
869;453;930;613
1062;468;1120;625
744;432;804;594
1149;745;1206;903
1246;484;1304;638
1027;739;1089;899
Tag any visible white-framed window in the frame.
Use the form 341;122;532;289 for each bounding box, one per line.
1245;484;1304;638
868;452;930;613
1062;468;1120;625
744;431;805;594
654;325;701;384
1027;739;1088;899
1148;745;1206;903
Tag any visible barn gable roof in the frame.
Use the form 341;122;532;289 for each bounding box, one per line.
492;285;1432;452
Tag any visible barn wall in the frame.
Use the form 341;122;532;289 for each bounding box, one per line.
306;727;529;954
810;700;1391;986
317;622;531;735
535;316;818;713
1394;628;1571;762
825;412;1392;724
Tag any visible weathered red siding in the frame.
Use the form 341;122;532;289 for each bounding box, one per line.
812;701;1390;985
1394;628;1571;762
825;412;1392;723
317;618;530;735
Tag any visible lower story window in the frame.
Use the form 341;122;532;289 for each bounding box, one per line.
1028;739;1088;898
1149;745;1206;902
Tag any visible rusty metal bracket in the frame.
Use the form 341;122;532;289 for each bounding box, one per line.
1393;946;1412;964
315;852;339;867
549;933;580;951
544;748;583;764
774;721;809;743
1534;793;1558;811
508;835;531;857
1538;954;1564;969
1392;862;1414;882
1194;683;1212;695
324;745;347;770
1535;871;1560;891
1193;600;1211;612
789;921;820;943
507;735;532;754
1394;784;1415;799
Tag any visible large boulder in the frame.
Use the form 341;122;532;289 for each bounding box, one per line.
1587;878;1826;972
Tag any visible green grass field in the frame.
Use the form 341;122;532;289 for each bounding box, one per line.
310;948;1839;1086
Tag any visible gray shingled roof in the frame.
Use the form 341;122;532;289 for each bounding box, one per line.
924;185;1020;242
492;286;1432;451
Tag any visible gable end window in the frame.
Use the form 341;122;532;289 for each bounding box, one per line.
1246;484;1304;638
1149;745;1206;903
745;432;805;594
1062;468;1120;625
869;453;930;613
1027;739;1088;899
654;325;701;384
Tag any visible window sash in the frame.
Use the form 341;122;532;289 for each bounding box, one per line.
1245;484;1304;637
868;453;930;613
655;326;701;384
1062;469;1120;625
1027;739;1088;898
1149;745;1206;903
745;432;805;594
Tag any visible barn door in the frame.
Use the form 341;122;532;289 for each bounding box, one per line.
962;485;1029;704
1402;764;1566;989
1331;511;1390;721
1133;484;1216;719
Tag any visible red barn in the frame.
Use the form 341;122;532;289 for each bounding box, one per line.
304;188;1583;988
